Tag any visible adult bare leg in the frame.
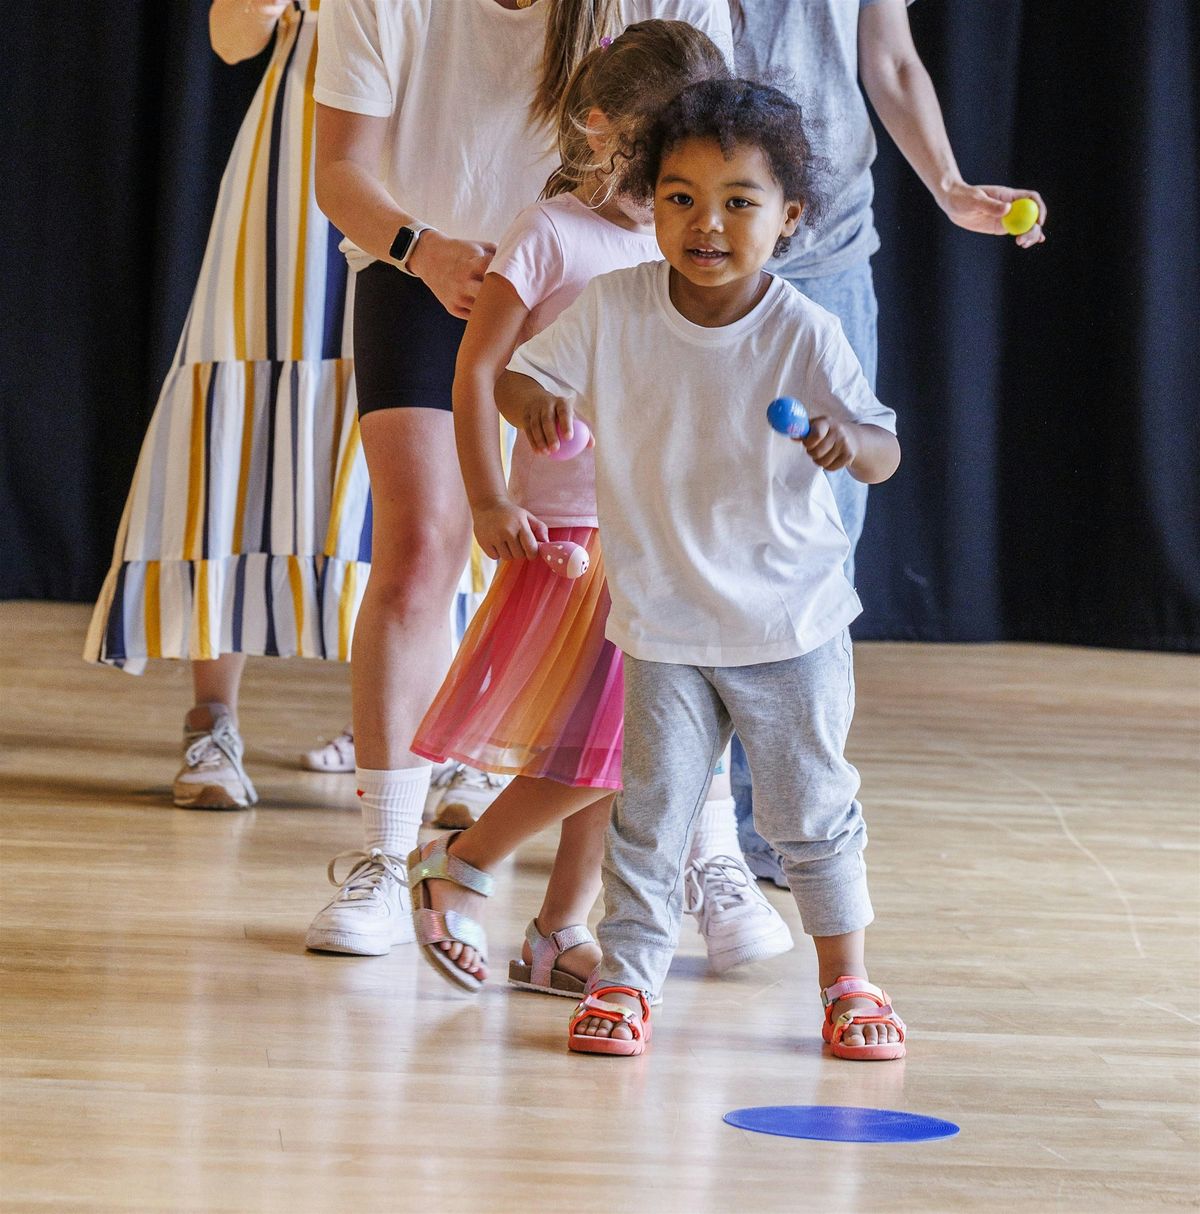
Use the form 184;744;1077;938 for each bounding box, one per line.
306;408;472;955
174;654;256;809
188;653;246;728
352;408;473;774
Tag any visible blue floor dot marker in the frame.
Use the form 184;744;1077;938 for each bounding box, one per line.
724;1105;959;1144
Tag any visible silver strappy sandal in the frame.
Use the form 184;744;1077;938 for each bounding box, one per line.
507;919;596;998
407;833;495;993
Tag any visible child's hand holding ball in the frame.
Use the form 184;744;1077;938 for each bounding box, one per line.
800;416;860;472
768;397;857;471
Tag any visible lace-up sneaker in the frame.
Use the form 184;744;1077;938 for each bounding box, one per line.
299;727;356;773
683;854;794;974
304;849;414;955
427;764;509;829
744;845;791;890
172;709;258;809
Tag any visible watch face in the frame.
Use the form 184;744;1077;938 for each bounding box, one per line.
389;226;415;262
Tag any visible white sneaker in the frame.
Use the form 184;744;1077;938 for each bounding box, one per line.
304;849;414;955
683;854;794;974
744;846;790;890
172;709;258;809
427;763;509;830
299;727;355;772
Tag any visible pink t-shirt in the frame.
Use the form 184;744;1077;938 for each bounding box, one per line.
491;194;659;528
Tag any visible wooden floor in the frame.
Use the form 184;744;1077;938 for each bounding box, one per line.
1;603;1197;1212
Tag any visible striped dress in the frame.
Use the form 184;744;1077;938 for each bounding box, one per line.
85;1;486;673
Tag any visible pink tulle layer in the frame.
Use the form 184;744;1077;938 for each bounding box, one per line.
413;527;623;789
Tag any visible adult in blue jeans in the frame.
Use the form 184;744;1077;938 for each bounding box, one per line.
730;0;1046;884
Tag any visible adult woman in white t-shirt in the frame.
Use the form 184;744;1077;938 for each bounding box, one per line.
305;0;733;956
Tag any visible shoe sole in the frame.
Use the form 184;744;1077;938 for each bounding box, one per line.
173;784;253;810
706;922;795;974
507;963;587;998
508;966;666;1006
304;927;414;955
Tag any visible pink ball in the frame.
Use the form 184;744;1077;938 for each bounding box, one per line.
545;418;591;461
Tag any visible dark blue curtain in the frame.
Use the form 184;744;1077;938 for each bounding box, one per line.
859;1;1199;649
1;3;265;599
3;2;1198;650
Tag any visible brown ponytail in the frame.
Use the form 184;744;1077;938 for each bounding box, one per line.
531;0;623;129
541;19;731;200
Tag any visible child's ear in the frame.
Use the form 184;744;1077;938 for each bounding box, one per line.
780;200;804;238
584;107;611;157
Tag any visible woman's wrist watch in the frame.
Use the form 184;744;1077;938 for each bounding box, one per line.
389;222;432;275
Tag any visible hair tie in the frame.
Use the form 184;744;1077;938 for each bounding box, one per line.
599;36;613;48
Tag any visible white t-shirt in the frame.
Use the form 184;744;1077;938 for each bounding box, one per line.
493;194;659;528
314;0;734;269
509;260;898;666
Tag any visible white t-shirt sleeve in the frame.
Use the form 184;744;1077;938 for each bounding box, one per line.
507;281;601;427
807;323;898;434
314;0;394;118
488;207;565;313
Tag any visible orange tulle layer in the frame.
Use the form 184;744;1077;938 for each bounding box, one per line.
412;528;622;788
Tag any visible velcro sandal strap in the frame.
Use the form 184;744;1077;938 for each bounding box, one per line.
832;1005;906;1045
578;985;651;1023
821;975;887;1008
408;834;495;898
550;923;595;954
414;907;488;961
570;998;645;1040
526;920;595;987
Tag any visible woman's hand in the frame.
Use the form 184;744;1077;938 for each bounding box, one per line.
209;0;288;64
407;231;496;319
472;498;549;562
940;182;1047;249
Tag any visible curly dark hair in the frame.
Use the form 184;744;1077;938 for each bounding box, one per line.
624;77;828;257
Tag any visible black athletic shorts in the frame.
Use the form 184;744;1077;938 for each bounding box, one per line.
353;261;467;414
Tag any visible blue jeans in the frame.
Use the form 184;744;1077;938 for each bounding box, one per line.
734;261;879;875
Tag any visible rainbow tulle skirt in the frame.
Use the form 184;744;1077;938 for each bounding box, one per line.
412;527;623;789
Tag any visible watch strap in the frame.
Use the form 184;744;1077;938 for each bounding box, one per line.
390;222;431;274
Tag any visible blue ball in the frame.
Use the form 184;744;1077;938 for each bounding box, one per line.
767;396;810;439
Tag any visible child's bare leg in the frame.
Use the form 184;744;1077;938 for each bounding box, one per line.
423;777;609;978
522;796;612;981
812;929;901;1047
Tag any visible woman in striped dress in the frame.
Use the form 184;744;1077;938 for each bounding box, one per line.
85;0;433;807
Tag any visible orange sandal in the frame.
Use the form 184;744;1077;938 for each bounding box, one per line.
821;975;906;1061
567;985;652;1057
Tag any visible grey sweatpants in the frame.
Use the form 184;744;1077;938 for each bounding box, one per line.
596;631;873;998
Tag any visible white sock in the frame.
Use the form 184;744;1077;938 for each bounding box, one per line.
689;744;746;863
690;794;746;864
357;765;430;856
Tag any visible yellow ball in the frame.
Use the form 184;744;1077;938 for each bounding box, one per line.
1002;197;1039;236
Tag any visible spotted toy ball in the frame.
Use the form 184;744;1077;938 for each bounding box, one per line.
766;397;810;439
538;541;589;580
